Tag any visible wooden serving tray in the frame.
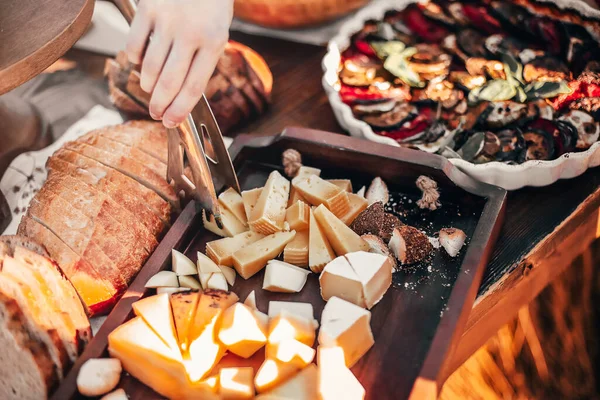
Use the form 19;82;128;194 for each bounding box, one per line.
52;127;506;400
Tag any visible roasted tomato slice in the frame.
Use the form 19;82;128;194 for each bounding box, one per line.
339;84;409;105
403;5;449;43
461;4;503;34
375;106;434;141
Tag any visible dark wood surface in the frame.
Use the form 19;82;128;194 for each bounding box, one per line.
52;128;506;400
0;0;94;94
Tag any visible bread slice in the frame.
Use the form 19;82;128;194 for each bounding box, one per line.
17;216;122;316
0;273;68;380
205;71;251;119
12;246;91;353
46;157;166;236
107;79;147;116
62;140;179;208
100;120;168;164
77;131;167;179
48;149;172;224
217;48;266;114
0;236;49;258
0;292;59;399
43;172;159;254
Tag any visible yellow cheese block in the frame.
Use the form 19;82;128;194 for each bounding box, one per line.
109;317;219;399
345;251;392;309
254;359;299;393
317;346;365;400
283;231;309;267
206;231;265;267
218;303;267;358
293;175;350;217
219;367;254;399
313;204;370;255
170;291;200;353
202;209;248;238
132;293;180;356
287;186;307;208
285;200;310;231
232;231;296;279
266;338;315;368
249;171;290;234
339;193;369;226
293;166;321;181
219;188;248;226
256;364;318;400
319;256;365;307
186;313;226;382
318;296;374;367
327;179;353;192
268;310;316;347
308;210;335;273
241;187;263;221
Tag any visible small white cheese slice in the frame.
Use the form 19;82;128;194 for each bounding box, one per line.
241;187;263;221
262;260;310;293
207;273;229;291
319;296;374;367
218;265;236;286
132;293;180;356
172;249;197;276
232;231;296;279
249;170;290;234
345;251;392;309
317;346;365;400
218;188;248;226
199;273;212;290
319;256;365;308
178;275;201;289
313;204;370;255
268;301;315;322
197;252;222;274
145;271;179;288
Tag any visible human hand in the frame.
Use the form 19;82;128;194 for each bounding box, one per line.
126;0;233;128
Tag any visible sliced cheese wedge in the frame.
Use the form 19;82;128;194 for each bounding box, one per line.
197;252;222;274
232;231;296;279
178;275;201;289
218;303;267;358
170;291;200;352
309;209;335;273
241;187;263;221
186;313;225;382
293;166;321;180
207;272;229;291
319;256;365;307
206;231;264;267
339;193;369;226
283;230;309;267
345;251;392;309
255;359;299;393
285;200;310;232
219;188;248;226
293;175;350;217
244;290;257;310
263;260;310;293
172;249;197;276
313;204;369;255
189;289;239;342
249;171;290;234
132;293;181;356
266;338;315;368
317;346;365;400
219;367;254;399
202;209;247;238
146;271;178;288
319;297;374;367
327;179;353;192
256;364;318;400
268;309;317;347
219;265;236;286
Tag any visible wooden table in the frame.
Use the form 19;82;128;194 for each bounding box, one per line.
37;30;600;392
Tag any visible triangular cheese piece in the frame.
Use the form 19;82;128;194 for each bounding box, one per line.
344;251;392;309
186;313;226;382
172;249;197;276
232;231;296;279
218;303;267;358
255;359;299;393
319;256;365;308
206;231;264;267
241;187;263;221
189;289;239;342
170;291;200;352
339;193;369;226
317;346;365;400
308;209;335;273
219;265;236;286
218;188;248;226
259;364;318;400
197;252;222;274
249;171;290;235
132;293;180;356
313;204;369;255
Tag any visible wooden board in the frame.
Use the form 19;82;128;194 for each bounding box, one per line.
52;127;506;400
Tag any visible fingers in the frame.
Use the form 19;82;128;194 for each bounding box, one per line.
148;42;196;121
125;1;154;65
139;34;172;100
162;48;220;127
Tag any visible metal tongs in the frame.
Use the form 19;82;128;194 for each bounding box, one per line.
114;0;239;225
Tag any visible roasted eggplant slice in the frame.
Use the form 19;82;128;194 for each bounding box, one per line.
456;29;488;58
522;128;555;160
339;55;380;86
407;44;452;80
558;109;600;149
527;17;563;55
362;102;417;130
496;128;526;161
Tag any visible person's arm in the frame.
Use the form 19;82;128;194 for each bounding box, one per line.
126;0;234;128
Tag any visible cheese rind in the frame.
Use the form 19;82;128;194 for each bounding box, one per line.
345;251;392;309
241;187;263;221
283;230;309;267
218;303;267;358
317;346;365;400
219;367;254;399
319;297;374;367
232;231;296;279
249;171;290;234
308;210;335;273
314;204;370;255
339;193;369;226
285;200;310;231
206;231;265;267
293;175;350;217
319;256;365;307
218;188;248;226
254;359;299;393
327;179;353;192
263;260;310;293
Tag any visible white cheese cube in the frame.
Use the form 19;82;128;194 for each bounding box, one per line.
263;260;310;293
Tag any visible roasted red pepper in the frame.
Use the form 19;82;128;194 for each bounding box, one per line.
404;6;449;43
462;4;503;34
